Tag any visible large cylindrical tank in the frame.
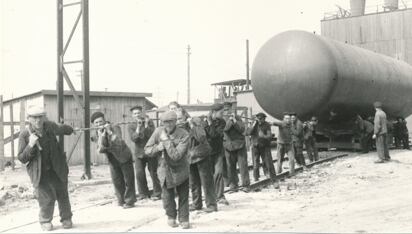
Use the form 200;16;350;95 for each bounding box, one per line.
251;30;412;123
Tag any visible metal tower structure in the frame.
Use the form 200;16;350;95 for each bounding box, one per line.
57;0;91;179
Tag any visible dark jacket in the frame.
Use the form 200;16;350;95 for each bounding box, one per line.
291;119;304;144
246;121;272;148
223;116;246;151
94;124;133;164
303;122;317;141
127;121;155;159
144;126;190;189
17;121;73;187
205;118;226;155
272;119;292;144
188;126;212;164
374;109;388;135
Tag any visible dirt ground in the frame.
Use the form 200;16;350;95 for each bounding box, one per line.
1;149;412;232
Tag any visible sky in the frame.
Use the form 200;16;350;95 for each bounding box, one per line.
1;0;384;107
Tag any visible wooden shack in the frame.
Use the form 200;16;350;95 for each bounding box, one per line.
1;90;156;166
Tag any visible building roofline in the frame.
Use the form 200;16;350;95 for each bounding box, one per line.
3;89;153;105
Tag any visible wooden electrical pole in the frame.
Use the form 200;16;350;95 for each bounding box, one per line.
0;95;4;171
246;39;250;90
187;45;191;104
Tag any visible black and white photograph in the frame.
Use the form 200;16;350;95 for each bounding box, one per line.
1;0;412;232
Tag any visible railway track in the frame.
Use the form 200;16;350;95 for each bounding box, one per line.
1;151;350;233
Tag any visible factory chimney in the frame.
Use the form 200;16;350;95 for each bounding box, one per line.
350;0;366;16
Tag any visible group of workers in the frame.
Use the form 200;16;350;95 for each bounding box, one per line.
355;103;410;154
17;99;401;231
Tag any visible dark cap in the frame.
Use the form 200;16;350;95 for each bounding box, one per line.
289;112;297;116
255;112;267;118
130;105;143;112
91;111;105;123
211;103;224;111
374;101;383;108
160;111;177;121
283;112;290;116
223;101;232;107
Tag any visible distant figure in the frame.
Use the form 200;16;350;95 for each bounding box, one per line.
246;112;278;188
187;117;217;213
355;115;374;153
144;111;191;229
91;112;137;208
290;112;306;167
127;105;161;201
372;102;390;163
272;112;295;175
17;105;75;231
303;116;319;162
398;117;410;149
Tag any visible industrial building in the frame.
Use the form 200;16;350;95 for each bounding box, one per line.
1;90;156;166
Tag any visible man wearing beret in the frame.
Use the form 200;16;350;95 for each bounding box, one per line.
205;103;229;205
372;101;391;163
272;112;296;176
91;112;137;208
144;111;191;229
247;112;277;186
222;102;250;193
127;105;161;201
17;105;75;231
290;112;306;168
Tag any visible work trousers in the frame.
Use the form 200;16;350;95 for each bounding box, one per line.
162;179;189;223
401;133;410;149
211;149;226;201
276;143;295;175
376;134;390;161
189;158;217;210
36;169;72;224
134;157;161;198
304;138;318;162
225;146;250;189
253;146;276;180
108;157;137;205
360;133;373;153
292;141;306;166
252;146;268;181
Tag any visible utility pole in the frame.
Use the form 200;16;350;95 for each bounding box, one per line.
246;39;250;90
187;45;191;104
82;0;91;180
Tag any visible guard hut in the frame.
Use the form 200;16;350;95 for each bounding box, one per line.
0;90;156;168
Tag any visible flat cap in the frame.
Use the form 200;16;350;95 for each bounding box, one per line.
223;101;232;107
374;101;383;108
289;112;297;116
160;111;177;121
27;105;46;117
91;111;105;123
211;103;224;111
255;112;267;118
130;105;143;112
